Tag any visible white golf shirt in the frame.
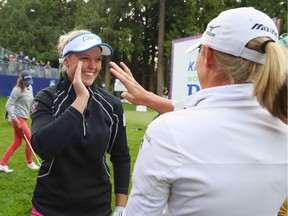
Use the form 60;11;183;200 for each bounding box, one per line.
124;84;287;216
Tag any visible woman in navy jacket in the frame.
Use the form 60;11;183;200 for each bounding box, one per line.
30;30;130;216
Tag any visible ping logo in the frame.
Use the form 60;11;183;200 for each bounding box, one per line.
251;23;277;37
82;35;101;43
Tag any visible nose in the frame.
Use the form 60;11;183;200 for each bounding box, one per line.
88;59;97;69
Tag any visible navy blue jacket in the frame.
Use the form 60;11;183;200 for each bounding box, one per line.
31;77;130;216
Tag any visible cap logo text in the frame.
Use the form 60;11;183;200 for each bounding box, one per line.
251;23;277;37
206;25;220;37
23;75;32;79
82;35;101;43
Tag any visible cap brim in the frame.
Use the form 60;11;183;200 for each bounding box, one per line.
99;44;113;56
185;41;201;54
23;79;33;86
62;33;113;57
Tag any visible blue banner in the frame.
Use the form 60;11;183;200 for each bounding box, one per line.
0;74;59;96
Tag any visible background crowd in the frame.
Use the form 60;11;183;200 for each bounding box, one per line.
0;49;57;78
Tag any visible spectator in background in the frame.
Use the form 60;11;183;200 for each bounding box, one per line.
8;54;16;75
2;54;9;72
30;57;37;75
17;51;25;63
44;60;51;78
3;54;9;63
37;60;45;77
0;70;40;173
17;51;26;73
110;7;287;216
24;56;31;70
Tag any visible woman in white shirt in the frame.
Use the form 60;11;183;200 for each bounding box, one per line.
110;7;287;216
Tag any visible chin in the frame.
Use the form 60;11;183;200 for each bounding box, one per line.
83;81;95;87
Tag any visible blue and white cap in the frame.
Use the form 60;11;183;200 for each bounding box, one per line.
186;7;278;64
62;32;113;57
21;70;33;85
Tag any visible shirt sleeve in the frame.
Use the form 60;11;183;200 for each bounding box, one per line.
124;116;181;216
109;103;131;195
5;87;20;120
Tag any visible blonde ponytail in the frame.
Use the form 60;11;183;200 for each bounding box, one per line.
213;36;287;124
252;39;287;124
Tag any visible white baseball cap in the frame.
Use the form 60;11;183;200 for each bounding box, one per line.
186;7;278;64
62;32;113;57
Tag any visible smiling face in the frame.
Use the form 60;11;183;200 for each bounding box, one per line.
64;46;102;87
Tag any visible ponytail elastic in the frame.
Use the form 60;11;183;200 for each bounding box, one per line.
260;39;275;53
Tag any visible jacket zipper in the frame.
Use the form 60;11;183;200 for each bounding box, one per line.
83;110;88;137
83;118;87;137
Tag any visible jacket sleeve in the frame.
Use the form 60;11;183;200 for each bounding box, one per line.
5;87;20;120
109;102;131;195
31;90;83;160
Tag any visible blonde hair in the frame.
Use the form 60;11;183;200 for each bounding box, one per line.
57;29;91;73
212;37;288;124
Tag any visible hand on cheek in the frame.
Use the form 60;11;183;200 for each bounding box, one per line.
73;61;89;98
73;61;82;83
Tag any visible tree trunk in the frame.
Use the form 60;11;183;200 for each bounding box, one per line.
156;0;165;96
149;46;156;93
105;58;111;92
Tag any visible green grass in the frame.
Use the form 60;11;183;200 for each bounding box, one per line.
0;97;157;215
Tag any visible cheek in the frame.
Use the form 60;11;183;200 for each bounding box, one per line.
196;55;205;81
66;62;78;80
195;56;201;74
98;62;102;69
93;61;102;71
83;61;102;71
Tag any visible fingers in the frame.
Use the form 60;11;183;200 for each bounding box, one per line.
109;63;130;89
109;61;133;80
121;92;136;104
119;62;133;77
73;61;83;83
109;61;146;106
72;61;89;99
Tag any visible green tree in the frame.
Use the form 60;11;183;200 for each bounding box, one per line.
0;0;286;95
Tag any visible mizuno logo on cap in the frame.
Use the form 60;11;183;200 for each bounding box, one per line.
251;23;277;37
205;25;220;37
209;25;220;32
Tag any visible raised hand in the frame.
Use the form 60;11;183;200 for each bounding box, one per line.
109;61;151;106
109;61;173;114
71;61;89;114
73;61;89;99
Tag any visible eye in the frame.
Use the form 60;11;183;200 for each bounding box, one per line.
81;57;90;62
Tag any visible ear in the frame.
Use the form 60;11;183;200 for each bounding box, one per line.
205;46;214;68
62;58;68;67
